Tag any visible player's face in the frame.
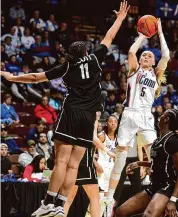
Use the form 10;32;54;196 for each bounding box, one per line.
139;51;155;68
107;117;118;131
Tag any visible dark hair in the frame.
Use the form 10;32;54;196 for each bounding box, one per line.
104;115;118;138
29;155;45;173
65;41;87;63
4;93;12;101
36;119;45;126
166;109;178;131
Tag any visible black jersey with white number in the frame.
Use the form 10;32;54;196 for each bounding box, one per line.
150;131;178;185
45;44;108;111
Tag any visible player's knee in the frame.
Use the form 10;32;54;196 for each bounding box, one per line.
115;207;128;217
55;157;69;167
67;159;80;170
142;210;153;217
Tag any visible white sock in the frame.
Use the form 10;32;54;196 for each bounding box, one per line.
47;190;58;197
107;189;115;200
58;194;68;202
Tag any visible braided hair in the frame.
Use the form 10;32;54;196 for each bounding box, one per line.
166;109;178;131
65;41;87;63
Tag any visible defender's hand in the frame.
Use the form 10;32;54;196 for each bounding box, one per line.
113;0;130;21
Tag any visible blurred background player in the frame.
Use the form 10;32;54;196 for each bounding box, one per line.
106;18;170;216
97;115;118;216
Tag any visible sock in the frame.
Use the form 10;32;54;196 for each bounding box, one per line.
107;189;115;200
44;191;58;205
55;194;68;207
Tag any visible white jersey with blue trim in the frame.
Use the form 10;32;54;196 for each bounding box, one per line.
126;67;158;109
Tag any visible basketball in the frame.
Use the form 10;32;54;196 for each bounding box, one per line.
137;15;158;37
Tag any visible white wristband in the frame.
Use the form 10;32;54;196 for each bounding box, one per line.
103;147;109;153
170;196;178;203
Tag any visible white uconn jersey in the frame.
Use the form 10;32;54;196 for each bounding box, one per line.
98;133;116;164
126;67;158;109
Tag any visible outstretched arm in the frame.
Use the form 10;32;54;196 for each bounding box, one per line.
0;63;69;84
128;33;147;75
155;19;170;79
0;71;47;84
101;0;130;49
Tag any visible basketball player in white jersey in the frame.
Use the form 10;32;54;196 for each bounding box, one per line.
106;19;170;217
97;115;118;216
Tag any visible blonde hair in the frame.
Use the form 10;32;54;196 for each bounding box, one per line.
155;72;167;98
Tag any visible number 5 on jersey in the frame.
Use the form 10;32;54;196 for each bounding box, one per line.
80;63;89;79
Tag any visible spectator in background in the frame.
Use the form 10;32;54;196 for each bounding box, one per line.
49;88;62;111
51;42;65;60
47;128;54;147
1;15;8;35
30;35;51;62
26;120;45;143
46;14;58;32
1;44;9;63
21;28;35;50
1;125;22;154
70;25;84;42
13;17;25;39
167;84;178;106
144;38;161;63
112;103;123;119
164;102;172;110
1;143;12;176
118;91;126;104
18;140;38;167
9;1;26;21
6;55;22;73
38;56;52;71
56;22;70;48
36;133;52;160
42;30;53;47
104;92;117;118
23;155;46;182
101;72;118;99
1;94;19;126
30;10;46;32
34;95;57;125
2;27;21;48
3;36;17;57
11;65;42;102
117;64;127;79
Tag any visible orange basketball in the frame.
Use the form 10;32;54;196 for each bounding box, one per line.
137;15;158;38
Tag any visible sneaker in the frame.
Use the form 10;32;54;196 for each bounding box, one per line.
54;206;65;217
100;199;107;217
106;199;117;217
31;200;56;217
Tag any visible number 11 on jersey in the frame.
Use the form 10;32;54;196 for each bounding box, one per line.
80;63;89;79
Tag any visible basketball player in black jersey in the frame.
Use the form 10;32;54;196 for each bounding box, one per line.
115;109;178;217
0;1;130;216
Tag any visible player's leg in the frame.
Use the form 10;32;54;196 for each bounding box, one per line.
64;185;78;216
142;193;169;217
115;191;151;217
57;145;86;205
107;109;139;202
31;141;73;217
83;184;100;217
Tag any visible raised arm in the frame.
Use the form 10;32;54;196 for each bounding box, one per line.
101;0;130;49
128;33;147;75
0;71;47;84
155;19;170;79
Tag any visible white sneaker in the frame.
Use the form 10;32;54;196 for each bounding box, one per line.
106;199;117;217
100;199;107;217
31;200;56;217
54;206;65;217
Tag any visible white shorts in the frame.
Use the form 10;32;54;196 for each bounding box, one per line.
117;107;157;147
97;161;114;192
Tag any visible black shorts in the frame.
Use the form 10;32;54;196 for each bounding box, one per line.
145;182;174;198
75;164;98;186
52;108;96;148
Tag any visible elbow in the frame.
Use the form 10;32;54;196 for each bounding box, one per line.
32;74;39;83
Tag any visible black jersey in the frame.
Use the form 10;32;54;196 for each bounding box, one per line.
45;44;108;112
150;131;178;185
79;146;95;168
